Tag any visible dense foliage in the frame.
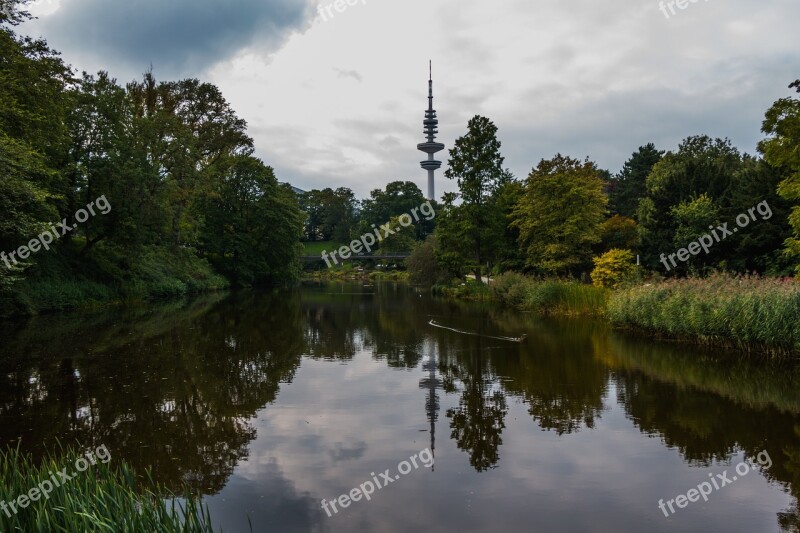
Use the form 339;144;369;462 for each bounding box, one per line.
760;80;800;274
0;8;303;314
415;83;799;283
591;249;639;289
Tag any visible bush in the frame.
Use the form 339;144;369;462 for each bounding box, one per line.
591;249;638;288
406;236;449;287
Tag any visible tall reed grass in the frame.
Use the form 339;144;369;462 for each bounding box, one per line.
0;446;217;532
607;274;800;357
490;273;609;317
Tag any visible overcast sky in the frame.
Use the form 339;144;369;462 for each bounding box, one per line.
21;0;800;199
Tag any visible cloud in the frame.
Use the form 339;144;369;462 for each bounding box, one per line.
19;0;800;198
334;68;363;82
27;0;316;80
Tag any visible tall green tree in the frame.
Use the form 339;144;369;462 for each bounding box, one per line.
200;155;303;285
358;181;431;239
491;179;525;272
759;79;800;274
298;187;356;242
0;10;71;285
669;193;721;274
726;157;794;274
511;155;608;275
609;143;663;219
637;136;742;269
443;115;508;280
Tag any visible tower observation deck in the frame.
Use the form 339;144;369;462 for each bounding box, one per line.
417;61;445;201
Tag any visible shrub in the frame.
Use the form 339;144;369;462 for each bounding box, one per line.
406;236;449;287
591;249;638;289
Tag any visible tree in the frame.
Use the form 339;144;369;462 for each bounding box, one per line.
610;143;664;219
406;235;449;287
490;179;525;273
433;193;470;278
512;155;608;275
599;215;639;252
443;116;507;281
0;14;72;286
298;188;356;242
662;194;722;274
759;79;800;274
199;155;303;285
637;136;742;269
726;157;794;275
358;181;431;240
376;216;416;255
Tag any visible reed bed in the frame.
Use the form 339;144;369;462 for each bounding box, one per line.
607;274;800;357
0;446;216;532
490;273;609;317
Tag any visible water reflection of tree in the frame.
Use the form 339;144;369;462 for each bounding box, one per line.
0;291;305;494
300;284;425;367
442;343;508;472
492;318;610;435
604;334;800;531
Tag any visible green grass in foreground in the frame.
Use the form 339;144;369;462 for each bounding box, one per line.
0;446;216;532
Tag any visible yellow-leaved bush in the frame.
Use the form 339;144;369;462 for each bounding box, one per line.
591;249;638;289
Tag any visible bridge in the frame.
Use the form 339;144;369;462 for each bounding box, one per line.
301;253;410;262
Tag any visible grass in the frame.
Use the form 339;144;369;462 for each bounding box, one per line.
302;241;342;256
0;445;217;532
469;271;800;357
607;274;800;357
488;272;609;317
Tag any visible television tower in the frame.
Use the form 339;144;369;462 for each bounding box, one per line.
417;61;445;201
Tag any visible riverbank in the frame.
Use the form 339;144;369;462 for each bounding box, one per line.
0;244;229;317
454;272;800;358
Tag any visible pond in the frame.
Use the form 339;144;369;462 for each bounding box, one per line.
1;282;799;532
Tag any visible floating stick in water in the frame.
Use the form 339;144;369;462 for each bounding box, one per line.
428;320;527;342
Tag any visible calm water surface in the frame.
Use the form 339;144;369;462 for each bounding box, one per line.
2;282;800;532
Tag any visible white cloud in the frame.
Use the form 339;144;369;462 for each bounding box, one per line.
22;0;800;198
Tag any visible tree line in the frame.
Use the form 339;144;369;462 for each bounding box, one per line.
413;89;800;284
301;90;800;285
1;4;303;312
